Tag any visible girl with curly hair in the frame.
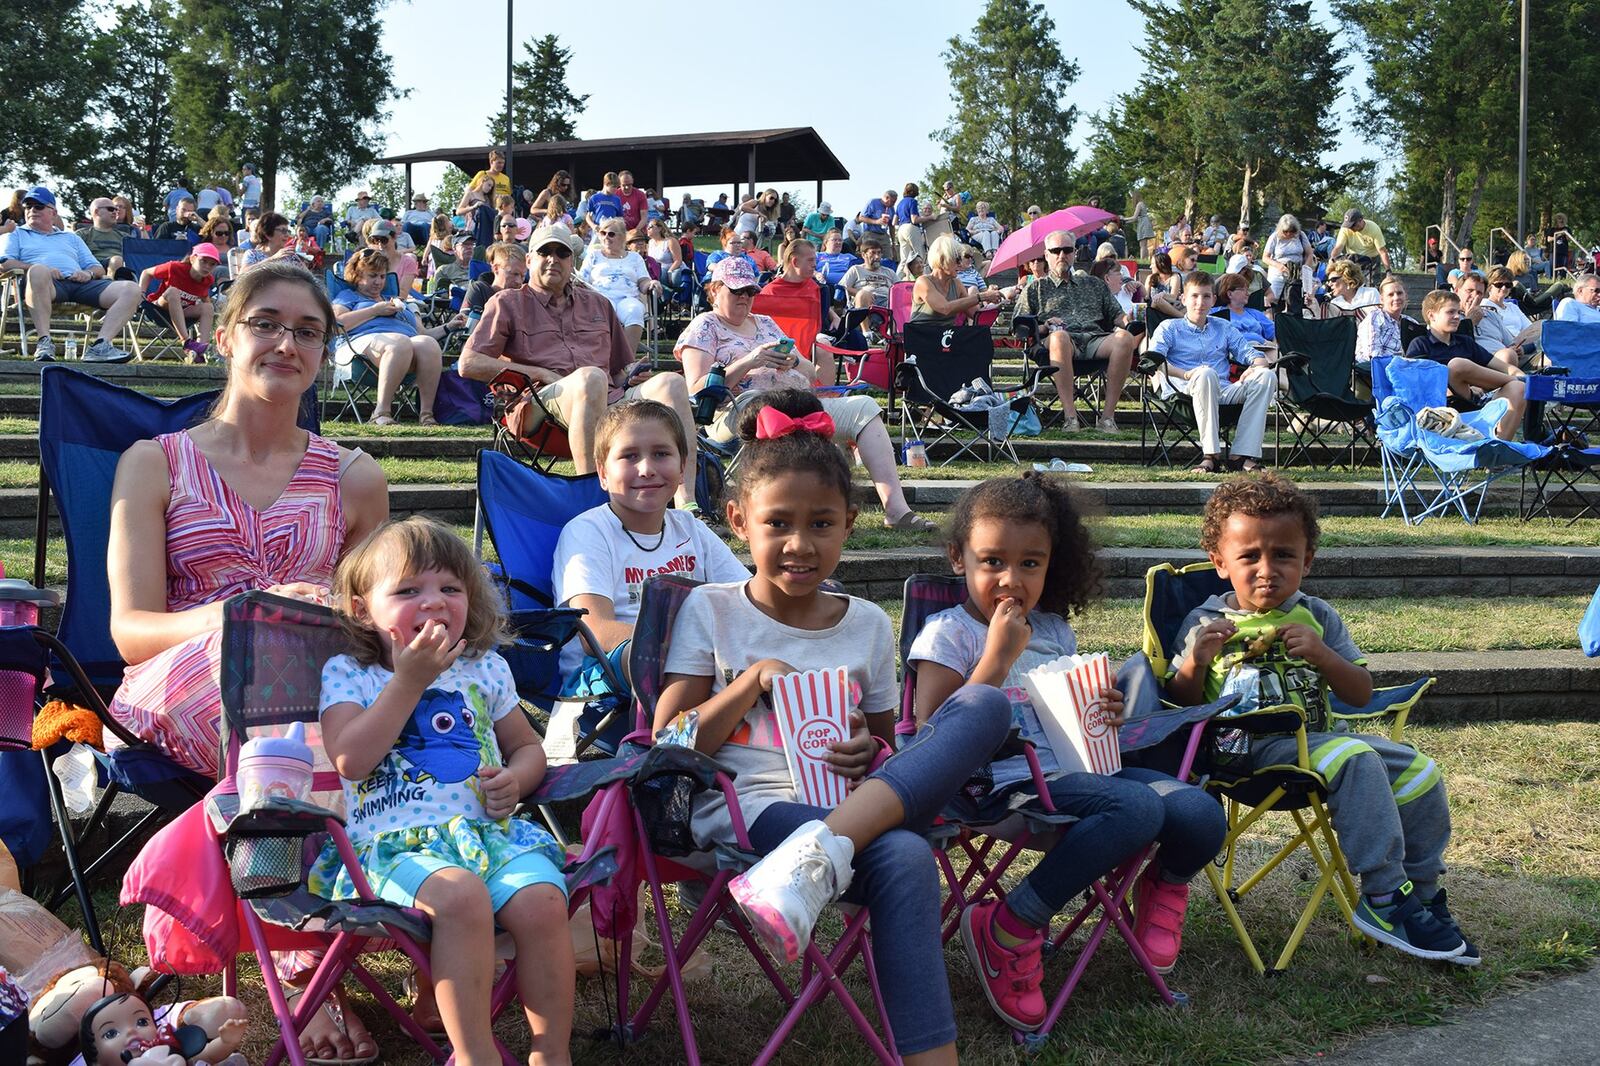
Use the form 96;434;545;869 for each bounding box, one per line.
908;474;1226;1031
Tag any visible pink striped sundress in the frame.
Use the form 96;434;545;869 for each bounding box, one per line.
108;429;346;776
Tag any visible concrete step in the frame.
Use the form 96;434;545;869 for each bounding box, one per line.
829;544;1600;602
1370;649;1600;723
14;476;1595;537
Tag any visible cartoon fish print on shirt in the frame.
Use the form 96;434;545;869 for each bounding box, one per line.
396;688;483;784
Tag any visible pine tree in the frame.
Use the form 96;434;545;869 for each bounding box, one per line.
926;0;1080;227
492;34;589;145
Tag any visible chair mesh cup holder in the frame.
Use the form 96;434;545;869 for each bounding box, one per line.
226;830;309;899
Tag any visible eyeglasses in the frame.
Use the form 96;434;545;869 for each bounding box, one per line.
729;287;759;298
94;205;114;213
1490;281;1512;289
1458;257;1473;262
241;316;328;349
372;235;392;243
536;245;573;260
1045;247;1071;255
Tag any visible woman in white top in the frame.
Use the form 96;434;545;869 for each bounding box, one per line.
1261;213;1315;311
966;201;1003;254
1480;265;1538;361
1323;259;1381;322
675;256;936;531
644;218;689;291
578;218;659;350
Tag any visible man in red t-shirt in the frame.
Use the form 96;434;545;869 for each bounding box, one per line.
616;170;650;232
140;241;220;362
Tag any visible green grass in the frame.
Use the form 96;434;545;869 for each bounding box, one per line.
1103;513;1600;549
1067;595;1588;658
60;720;1600;1065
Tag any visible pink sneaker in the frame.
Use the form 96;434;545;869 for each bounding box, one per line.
959;897;1046;1031
1132;868;1190;974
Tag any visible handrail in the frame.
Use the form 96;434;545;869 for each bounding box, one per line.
1545;228;1591;279
1486;226;1520;267
1424;225;1462;268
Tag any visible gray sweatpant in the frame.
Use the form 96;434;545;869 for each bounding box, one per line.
1249;731;1449;898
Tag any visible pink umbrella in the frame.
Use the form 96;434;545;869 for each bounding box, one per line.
986;206;1119;277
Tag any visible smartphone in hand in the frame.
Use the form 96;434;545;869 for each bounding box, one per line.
773;337;796;355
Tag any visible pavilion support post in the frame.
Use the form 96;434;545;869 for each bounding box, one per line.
656;155;664;207
405;163;413;206
816;179;823;207
748;147;756;201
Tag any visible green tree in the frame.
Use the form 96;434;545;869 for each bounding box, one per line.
169;0;400;210
0;1;101;188
82;0;188;221
433;166;470;217
492;34;588;145
927;0;1080;227
1335;0;1516;255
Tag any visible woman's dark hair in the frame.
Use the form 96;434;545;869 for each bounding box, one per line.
546;169;571;194
1088;258;1119;281
734;388;852;506
253;210;289;245
945;474;1102;617
1152;251;1173;276
903;182;920;198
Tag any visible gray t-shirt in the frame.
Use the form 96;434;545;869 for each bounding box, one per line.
841;263;896;307
664;580;897;845
907;604;1076;788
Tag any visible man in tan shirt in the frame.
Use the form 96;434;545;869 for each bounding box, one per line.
460;222;698;502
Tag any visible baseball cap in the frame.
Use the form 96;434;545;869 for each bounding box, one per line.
710;255;759;291
191;242;222;262
531;221;583;257
356;190;371;200
454;232;476;247
369;219;396;239
1342;208;1364;229
22;186;56;208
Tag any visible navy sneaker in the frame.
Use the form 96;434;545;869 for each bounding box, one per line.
1421;888;1481;967
1353;881;1466;961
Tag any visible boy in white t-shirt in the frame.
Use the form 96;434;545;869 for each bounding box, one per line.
553;399;748;707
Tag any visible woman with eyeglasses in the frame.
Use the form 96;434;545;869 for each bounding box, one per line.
107;259;391;1065
1478;265;1540;362
112;195;137;236
198;216;235;282
577;219;658;351
332;247;463;425
239;211;296;273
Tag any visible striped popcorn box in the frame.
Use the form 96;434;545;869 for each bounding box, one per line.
1021;652;1122;775
770;667;853;808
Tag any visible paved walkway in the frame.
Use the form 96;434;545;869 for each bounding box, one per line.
1307;965;1600;1064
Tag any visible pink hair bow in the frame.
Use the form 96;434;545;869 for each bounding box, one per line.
755;406;835;441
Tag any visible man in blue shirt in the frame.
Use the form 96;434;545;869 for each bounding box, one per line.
0;187;140;362
856;190;897;244
1554;273;1600;324
164;182;194;222
1148;271;1275;471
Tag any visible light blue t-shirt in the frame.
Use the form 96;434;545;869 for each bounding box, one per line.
1555;298;1600;324
859;199;890;234
165;187;194;220
1150;314;1259;377
333;287;421;340
0;227;99;275
908;604;1077;788
587;193;623;223
319;651;519;844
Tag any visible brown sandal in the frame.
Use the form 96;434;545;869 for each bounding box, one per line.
1228;456;1265;472
1192;455;1220;474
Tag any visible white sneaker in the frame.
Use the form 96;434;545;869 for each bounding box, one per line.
729;820;854;963
31;336;55;362
83;339;133;363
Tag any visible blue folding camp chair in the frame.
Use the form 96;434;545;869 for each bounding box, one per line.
473;449;630;758
1373;355;1549;523
1520;321;1600;522
26;366;317;939
121;239;197;360
323;269;421;423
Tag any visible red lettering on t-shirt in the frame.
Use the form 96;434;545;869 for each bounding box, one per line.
623;552;699;586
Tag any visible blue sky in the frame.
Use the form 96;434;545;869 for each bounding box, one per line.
371;0;1372;215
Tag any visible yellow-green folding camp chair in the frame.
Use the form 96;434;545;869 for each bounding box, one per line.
1142;560;1434;974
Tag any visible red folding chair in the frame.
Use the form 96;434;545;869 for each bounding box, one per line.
132;592;617;1066
489;368;575;472
897;573;1229;1050
585;573;898;1065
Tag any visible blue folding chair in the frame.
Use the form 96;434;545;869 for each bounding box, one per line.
474;449;629;756
26;366;318;939
1373;356;1548;523
123;239;206;360
324;269;417;423
1520;321;1600;521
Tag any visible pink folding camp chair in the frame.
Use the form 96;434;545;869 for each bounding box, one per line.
124;591;618;1066
897;573;1231;1050
583;573;898;1065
